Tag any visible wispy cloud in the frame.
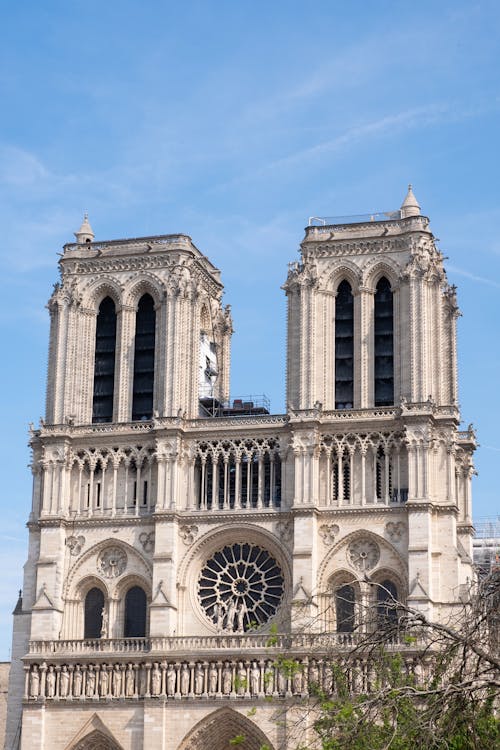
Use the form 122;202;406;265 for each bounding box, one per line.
447;264;500;289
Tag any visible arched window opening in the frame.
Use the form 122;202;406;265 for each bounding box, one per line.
335;281;354;409
376;446;393;503
124;585;147;637
84;587;105;639
132;294;156;421
335;584;355;632
374;277;394;406
332;451;350;503
377;579;398;625
92;297;117;423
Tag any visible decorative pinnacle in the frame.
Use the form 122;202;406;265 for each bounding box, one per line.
74;213;95;243
400;184;421;218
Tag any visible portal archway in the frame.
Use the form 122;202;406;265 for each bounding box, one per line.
178;708;274;750
72;731;122;750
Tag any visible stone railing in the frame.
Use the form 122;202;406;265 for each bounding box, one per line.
28;632;375;657
23;652;430;703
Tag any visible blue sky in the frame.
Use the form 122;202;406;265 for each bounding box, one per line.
0;0;499;658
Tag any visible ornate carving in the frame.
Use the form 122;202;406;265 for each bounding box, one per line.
139;531;155;553
319;523;340;545
97;547;127;578
179;525;198;545
276;520;292;544
385;521;404;542
198;543;284;632
66;535;85;556
347;538;380;571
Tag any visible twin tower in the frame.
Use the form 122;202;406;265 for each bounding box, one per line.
6;189;475;750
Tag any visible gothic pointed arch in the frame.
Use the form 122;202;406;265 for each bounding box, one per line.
363;258;400;292
83;278;123;311
335;279;354;409
320;261;362;294
374;276;394;406
132;293;156;421
178;707;275;750
64;714;124;750
318;529;407;594
92;296;117;423
124;274;163;309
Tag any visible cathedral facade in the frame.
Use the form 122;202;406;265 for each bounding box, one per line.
5;188;476;750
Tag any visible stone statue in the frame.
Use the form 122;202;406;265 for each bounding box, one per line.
29;665;39;698
213;602;226;632
292;667;303;695
125;665;134;697
237;601;246;633
222;662;232;695
180;663;190;695
277;667;287;694
309;659;319;689
73;665;82;697
59;665;70;698
112;664;122;697
250;661;260;695
208;663;218;694
86;665;96;697
166;664;176;695
100;666;109;697
46;666;56;698
101;608;109;639
151;663;161;696
225;598;237;632
236;661;246;695
264;663;274;695
194;663;204;695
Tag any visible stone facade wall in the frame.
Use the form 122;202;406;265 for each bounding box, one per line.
5;200;476;749
0;664;10;748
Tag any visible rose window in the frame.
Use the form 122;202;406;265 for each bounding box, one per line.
347;538;380;572
198;543;284;632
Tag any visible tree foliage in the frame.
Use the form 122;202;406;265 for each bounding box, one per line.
290;573;499;750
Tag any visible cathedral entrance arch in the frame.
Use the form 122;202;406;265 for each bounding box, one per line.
71;731;123;750
64;714;124;750
178;708;275;750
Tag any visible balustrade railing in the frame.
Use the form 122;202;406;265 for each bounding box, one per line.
28;630;417;657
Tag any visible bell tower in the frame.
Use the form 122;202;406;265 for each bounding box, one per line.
45;223;232;426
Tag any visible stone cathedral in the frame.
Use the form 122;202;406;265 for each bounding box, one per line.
5;188;476;750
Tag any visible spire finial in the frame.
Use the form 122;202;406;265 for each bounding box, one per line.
400;184;421;218
74;213;95;244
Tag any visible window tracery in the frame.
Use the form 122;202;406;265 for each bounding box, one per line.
198;543;284;632
195;438;281;510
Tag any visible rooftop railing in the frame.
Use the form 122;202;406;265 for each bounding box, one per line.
308;210;402;226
